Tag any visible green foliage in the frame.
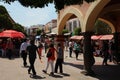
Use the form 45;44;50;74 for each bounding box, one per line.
18;0;49;8
74;27;81;35
0;5;8;14
36;29;42;35
13;23;24;32
54;0;95;10
94;20;112;35
0;5;26;34
0;15;13;29
0;0;95;10
0;5;14;30
62;29;69;34
13;23;27;36
85;0;96;3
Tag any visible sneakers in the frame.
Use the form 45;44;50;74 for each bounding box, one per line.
33;74;37;77
30;74;37;78
42;70;54;76
49;72;54;76
28;70;30;74
42;70;47;73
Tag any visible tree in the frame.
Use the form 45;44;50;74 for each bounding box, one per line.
62;29;69;35
0;0;95;11
0;15;13;30
0;5;27;35
0;5;8;14
0;5;14;30
74;27;81;35
36;29;42;35
94;20;112;35
13;23;25;32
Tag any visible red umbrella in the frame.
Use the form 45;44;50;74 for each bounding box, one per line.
0;30;25;38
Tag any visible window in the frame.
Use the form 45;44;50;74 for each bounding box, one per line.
69;22;72;32
73;20;77;30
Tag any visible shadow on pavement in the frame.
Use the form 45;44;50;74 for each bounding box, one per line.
21;65;29;68
59;73;70;76
51;74;63;78
51;73;70;78
64;62;120;80
93;64;120;80
63;62;84;69
30;75;46;79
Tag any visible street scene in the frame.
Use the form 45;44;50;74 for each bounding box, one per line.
0;0;120;80
0;48;120;80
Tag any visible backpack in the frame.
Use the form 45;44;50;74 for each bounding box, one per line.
46;49;52;58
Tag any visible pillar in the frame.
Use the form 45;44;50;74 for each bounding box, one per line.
114;32;120;63
82;32;95;75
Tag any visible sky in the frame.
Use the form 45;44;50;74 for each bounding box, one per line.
0;1;57;27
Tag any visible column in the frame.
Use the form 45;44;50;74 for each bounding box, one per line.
114;32;120;63
82;32;95;75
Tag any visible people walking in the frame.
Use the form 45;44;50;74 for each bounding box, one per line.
69;40;73;57
64;39;69;51
44;42;49;53
6;38;14;59
27;40;40;77
102;40;109;65
44;37;50;53
55;43;63;73
38;41;43;57
109;41;115;62
42;43;57;76
19;38;29;67
74;42;80;60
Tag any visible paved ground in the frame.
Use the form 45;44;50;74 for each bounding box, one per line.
0;50;120;80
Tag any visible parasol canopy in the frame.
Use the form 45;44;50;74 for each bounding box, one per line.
0;30;25;38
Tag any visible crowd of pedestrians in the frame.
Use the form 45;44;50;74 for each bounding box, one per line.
19;37;64;77
0;36;117;78
67;40;83;60
92;40;115;65
0;38;22;59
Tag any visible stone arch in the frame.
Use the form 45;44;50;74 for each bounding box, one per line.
57;6;83;35
100;4;120;16
98;18;115;33
100;3;120;32
83;0;111;32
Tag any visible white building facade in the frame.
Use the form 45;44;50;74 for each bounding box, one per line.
66;18;80;33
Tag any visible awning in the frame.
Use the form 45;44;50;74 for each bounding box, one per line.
100;35;113;40
70;36;83;40
91;35;102;40
70;35;113;40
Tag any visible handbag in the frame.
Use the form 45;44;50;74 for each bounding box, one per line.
46;49;52;58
